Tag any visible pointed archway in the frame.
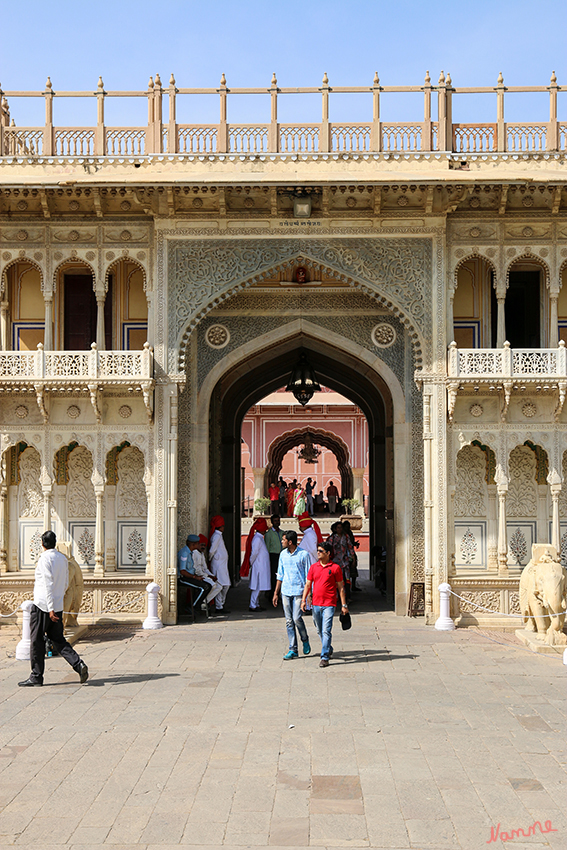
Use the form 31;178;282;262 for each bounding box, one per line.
265;427;354;499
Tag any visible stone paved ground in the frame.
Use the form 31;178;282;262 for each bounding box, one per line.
0;576;566;850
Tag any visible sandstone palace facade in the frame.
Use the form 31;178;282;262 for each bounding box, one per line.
0;72;566;625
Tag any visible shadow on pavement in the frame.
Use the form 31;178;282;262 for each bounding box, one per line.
331;649;419;664
49;672;181;687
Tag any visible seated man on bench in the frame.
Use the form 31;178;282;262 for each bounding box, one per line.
177;534;212;612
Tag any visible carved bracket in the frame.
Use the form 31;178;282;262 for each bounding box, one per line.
34;382;48;424
447;381;459;422
499;380;512;422
554;380;567;421
141;381;154;423
88;383;102;423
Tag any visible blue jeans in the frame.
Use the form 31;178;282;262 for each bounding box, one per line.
282;595;309;653
312;605;335;660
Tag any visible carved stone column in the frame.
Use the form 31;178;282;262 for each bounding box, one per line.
548;469;561;552
143;467;152;579
496;296;506;348
252;467;265;512
104;484;117;571
92;469;105;577
54;483;67;543
537;484;548;543
423;391;434;616
165;385;179;624
496;472;509;575
43;294;53;351
42;482;53;533
487;484;498;569
549;293;559;348
351;468;366;511
95;294;106;350
0;300;9;351
0;482;7;574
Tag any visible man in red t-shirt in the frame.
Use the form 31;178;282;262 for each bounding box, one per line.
301;541;348;667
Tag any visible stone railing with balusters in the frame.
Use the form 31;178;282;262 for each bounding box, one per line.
447;341;567;422
0;342;154;423
1;71;565;158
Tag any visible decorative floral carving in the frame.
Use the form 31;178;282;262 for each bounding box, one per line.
53;251;63;260
346;197;357;208
0;592;29;614
521;401;537;418
192;197;204;208
522;196;534;207
127;529;145;564
243;197;255;208
454;249;465;258
66;405;81;419
67;447;95;517
206;324;230;348
34;252;43;260
136;251;146;260
509;592;521;614
507;446;537;517
16;230;28;241
458;591;500;614
469;403;483;417
560;530;567;568
522;226;534;238
15;405;29;419
469;227;481;238
117;447;147;517
506;248;516;257
77;527;95;564
86;251;96;261
120;200;131;211
80;590;94;612
397;196;408;206
17;200;28;211
459;528;478;565
29;530;43;563
455;445;486;517
102;590;145;613
69;200;80;211
120;230;132;242
119;404;132;419
560;453;567;519
509;527;528;566
469;196;480;208
106;251;115;260
371;323;396;348
2;251;12;260
19;448;43;518
68;230;80;241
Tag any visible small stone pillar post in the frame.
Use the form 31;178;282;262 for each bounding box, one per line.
143;582;163;629
435;583;455;631
16;600;34;660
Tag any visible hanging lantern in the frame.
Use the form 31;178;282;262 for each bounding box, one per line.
286;352;321;406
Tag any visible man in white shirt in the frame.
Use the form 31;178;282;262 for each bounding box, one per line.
19;530;88;687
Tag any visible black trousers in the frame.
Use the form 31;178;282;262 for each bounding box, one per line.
178;576;208;607
29;604;82;683
269;553;280;592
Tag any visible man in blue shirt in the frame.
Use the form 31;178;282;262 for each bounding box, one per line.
272;530;312;660
177;534;210;611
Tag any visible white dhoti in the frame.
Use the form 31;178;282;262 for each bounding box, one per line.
209;529;231;609
249;532;271;608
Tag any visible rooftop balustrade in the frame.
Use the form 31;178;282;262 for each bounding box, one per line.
0;343;154;423
1;72;566;158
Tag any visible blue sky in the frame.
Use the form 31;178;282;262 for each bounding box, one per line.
2;0;566;127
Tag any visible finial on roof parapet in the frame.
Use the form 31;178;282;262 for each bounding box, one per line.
446;72;452;86
155;73;161;86
551;70;557;84
271;72;277;86
322;72;329;85
148;76;154;89
438;71;445;84
424;70;431;85
45;77;52;90
170;73;175;86
497;71;504;85
220;73;227;86
97;76;104;90
373;71;380;85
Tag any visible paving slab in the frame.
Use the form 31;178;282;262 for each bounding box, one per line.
1;574;566;848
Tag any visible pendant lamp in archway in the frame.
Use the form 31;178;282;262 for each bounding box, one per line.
286;352;321;405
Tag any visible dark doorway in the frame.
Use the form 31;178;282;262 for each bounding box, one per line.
505;271;541;348
208;334;394;601
64;274;113;350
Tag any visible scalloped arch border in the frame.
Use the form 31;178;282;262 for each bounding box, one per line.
176;253;425;373
1;256;45;296
104;256;148;293
506;251;551;289
453;251;498;289
52;257;97;292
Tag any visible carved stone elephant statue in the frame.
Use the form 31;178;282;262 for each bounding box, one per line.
57;541;84;629
519;548;567;646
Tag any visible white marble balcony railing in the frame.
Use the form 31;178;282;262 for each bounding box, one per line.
0;342;154;423
448;341;567;381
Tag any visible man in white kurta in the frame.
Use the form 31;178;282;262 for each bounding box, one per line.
249;528;271;611
209;516;231;613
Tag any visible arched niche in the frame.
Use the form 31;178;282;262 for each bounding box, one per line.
453;256;495;348
265;427;353;498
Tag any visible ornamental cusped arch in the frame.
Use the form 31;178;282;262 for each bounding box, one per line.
451;250;498;293
52;256;98;293
264;426;354;496
104;255;149;294
505;251;551;289
169;237;431;373
0;255;45;296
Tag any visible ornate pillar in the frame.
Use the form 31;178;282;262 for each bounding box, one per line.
537;484;548;543
96;294;106;350
0;300;9;350
496;469;509;575
43;294;53;351
423;390;434;616
351;468;366;511
548;469;561;552
487;484;498;570
252;467;265;512
549;293;559;348
41;478;53;532
143;467;153;579
104;484;117;571
54;483;67;542
496;296;506;348
0;458;7;572
92;469;105;576
165;385;179;624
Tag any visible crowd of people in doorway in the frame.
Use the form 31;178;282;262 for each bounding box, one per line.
268;477;343;517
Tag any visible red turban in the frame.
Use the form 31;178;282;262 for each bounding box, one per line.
198;534;208;547
209;515;224;544
298;512;323;544
240;517;268;577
